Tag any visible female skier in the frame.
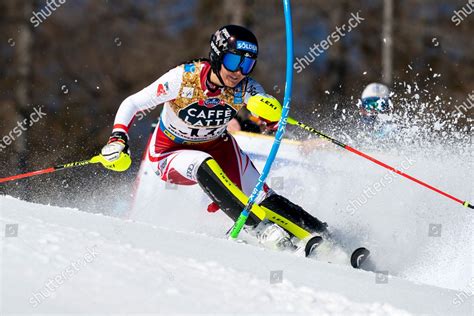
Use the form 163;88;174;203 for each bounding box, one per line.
99;25;327;251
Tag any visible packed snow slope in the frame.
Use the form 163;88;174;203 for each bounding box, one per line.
2;133;472;315
0;196;471;315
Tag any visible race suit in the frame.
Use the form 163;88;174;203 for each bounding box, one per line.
111;60;266;196
110;59;328;235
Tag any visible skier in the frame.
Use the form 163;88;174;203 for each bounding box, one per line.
357;82;397;138
98;25;327;252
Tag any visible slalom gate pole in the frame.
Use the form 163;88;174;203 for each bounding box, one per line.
229;0;295;239
0;157;100;184
287;117;473;209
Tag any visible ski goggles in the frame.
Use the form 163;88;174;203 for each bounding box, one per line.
361;97;390;113
222;52;257;75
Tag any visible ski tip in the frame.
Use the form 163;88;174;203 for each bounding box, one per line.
350;247;371;269
304;236;323;257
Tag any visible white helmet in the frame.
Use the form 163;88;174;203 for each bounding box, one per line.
360;83;391;114
362;83;390;99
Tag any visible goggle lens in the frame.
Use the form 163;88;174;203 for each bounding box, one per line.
362;97;389;112
222;53;256;75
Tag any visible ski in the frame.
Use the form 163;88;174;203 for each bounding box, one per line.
300;232;373;270
350;247;371;270
304;235;324;257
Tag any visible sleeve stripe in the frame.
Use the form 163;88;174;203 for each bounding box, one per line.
113;124;130;133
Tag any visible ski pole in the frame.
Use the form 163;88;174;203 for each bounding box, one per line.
246;98;473;210
287;118;473;209
0;153;132;184
0;157;101;184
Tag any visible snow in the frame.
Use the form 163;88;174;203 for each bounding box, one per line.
0;196;469;315
1;132;473;315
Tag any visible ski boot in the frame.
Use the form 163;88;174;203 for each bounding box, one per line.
251;219;294;250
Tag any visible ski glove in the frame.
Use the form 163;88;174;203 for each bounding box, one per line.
102;131;130;161
97;131;132;172
261;118;279;132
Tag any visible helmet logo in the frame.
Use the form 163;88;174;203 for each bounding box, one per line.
216;30;229;46
236;40;257;54
220;28;231;39
210;41;220;55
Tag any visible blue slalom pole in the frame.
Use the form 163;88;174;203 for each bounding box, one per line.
229;0;294;239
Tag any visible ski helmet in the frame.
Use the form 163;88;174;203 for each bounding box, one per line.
360;83;391;114
209;25;259;84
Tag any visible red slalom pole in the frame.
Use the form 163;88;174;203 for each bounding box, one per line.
0;158;98;184
290;118;473;209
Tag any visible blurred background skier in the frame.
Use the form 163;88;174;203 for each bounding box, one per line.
357;82;397;139
300;82;396;154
